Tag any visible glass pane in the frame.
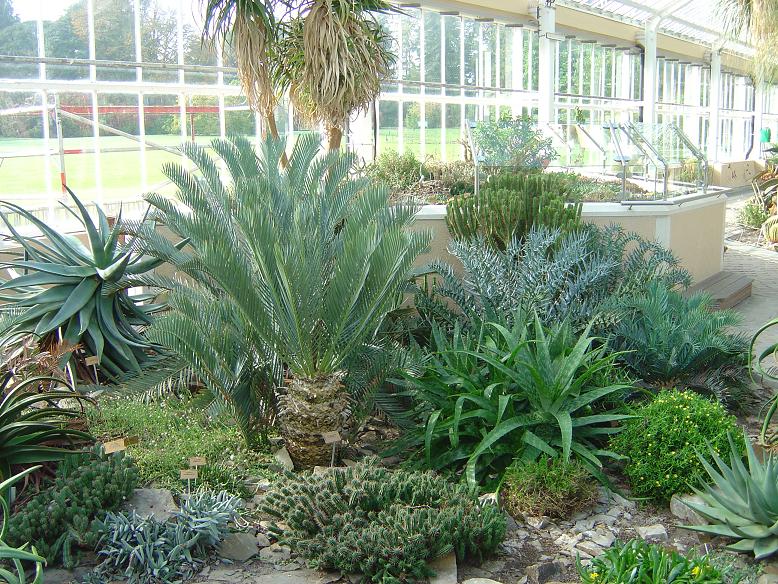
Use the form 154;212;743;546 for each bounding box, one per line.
425;102;441;159
377;100;399;155
401;8;420;94
45;0;89;80
0;6;38;79
95;0;136;81
444;15;461;97
423;10;440;95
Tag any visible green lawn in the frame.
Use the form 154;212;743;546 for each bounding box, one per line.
0;130;466;208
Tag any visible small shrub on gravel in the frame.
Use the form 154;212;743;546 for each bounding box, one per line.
501;456;598;519
611;390;744;502
366;149;422;193
578;538;725;583
260;457;506;583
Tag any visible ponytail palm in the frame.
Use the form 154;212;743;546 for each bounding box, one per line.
145;134;429;467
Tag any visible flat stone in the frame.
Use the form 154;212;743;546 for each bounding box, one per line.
273;447;294;471
637;524;668;543
590;531;615;548
125;488;178;522
461;579;505;584
758;576;778;584
526;560;563;583
576;541;603;557
342;458;358;467
316;573;342;584
217;532;258;561
259;542;292;564
429;552;457;584
256;532;272;548
250;569;333;584
40;569;77;584
670;493;707;525
526;516;549;529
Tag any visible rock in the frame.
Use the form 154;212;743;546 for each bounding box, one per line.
273;447;295;471
576;541;603;557
505;514;520;532
275;560;302;571
429;552;457;584
342;458;358;467
637;524;668;543
590;531;615;548
256;532;272;548
461;579;505;584
250;570;336;584
526;560;563;583
125;488;178;522
202;566;243;581
313;465;333;475
259;542;292;564
479;492;498;505
217;532;259;561
40;569;77;584
670;493;707;525
758;576;778;584
609;492;636;510
526;516;549;529
316;573;343;584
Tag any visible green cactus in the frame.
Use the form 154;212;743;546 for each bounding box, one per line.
446;172;582;249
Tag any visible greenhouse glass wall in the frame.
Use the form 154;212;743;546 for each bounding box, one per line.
0;0;768;223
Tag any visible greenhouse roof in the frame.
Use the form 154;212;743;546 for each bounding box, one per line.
557;0;752;55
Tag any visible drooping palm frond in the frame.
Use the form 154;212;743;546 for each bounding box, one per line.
717;0;778;84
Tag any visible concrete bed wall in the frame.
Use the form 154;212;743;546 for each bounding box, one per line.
414;193;727;284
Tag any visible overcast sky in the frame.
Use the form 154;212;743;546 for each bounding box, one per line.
12;0;200;24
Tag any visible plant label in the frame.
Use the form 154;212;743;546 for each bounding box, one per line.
180;469;198;480
103;438;127;454
322;431;341;444
189;456;206;467
85;356;99;366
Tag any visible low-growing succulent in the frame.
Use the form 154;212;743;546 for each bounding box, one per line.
681;433;778;560
89;490;242;584
6;447;139;567
0;467;46;584
260;457;506;583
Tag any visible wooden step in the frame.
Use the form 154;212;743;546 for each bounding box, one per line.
685;271;753;309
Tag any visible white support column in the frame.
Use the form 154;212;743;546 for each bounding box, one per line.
511;27;524;116
641;21;658;127
619;49;632;122
537;5;556;125
707;49;721;163
754;84;765;159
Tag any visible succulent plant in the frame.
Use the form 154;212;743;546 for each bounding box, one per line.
681;433;778;560
0;466;46;584
0;188;183;379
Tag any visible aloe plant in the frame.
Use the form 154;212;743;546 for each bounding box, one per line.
0;371;93;481
0;466;45;584
0;188;181;379
681;433;778;560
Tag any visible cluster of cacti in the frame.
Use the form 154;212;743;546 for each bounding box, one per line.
7;448;139;567
86;490;242;584
260;457;506;583
446;172;582;249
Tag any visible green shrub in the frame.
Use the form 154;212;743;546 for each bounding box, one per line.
391;318;631;488
261;458;505;583
7;448;138;567
470;114;556;169
611;391;744;501
423;159;475;190
608;281;749;406
578;539;724;583
366;149;422;193
737;200;769;229
501;456;598;519
87;490;242;584
86;398;273;495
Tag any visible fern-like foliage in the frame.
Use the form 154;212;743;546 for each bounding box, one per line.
608;281;750;406
422;224;690;332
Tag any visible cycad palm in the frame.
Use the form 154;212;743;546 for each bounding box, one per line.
144;134;429;467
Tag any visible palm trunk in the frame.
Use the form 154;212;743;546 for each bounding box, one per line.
278;372;350;469
326;125;343;151
264;110;289;168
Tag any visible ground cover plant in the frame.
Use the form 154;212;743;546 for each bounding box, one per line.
0;467;46;584
611;390;744;502
0;189;175;379
578;538;725;583
608;282;749;406
682;433;778;560
390;317;632;488
86;397;273;495
86;490;242;584
501;456;598;519
260;457;506;583
419;225;690;332
141;134;429;468
6;448;138;567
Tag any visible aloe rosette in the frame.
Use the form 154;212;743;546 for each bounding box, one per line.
0;188;181;378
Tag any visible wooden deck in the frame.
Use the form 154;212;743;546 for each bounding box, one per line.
685;271;753;309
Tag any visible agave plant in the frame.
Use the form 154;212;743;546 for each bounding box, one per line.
681;433;778;560
0;466;45;584
0;189;180;379
142;134;429;468
0;370;93;481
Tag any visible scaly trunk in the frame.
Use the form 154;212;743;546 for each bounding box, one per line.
278;372;350;469
326;125;343;151
263;110;290;168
